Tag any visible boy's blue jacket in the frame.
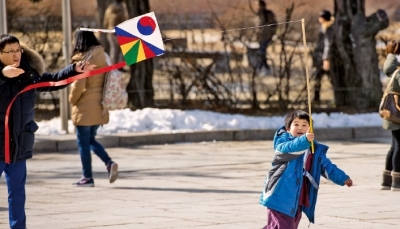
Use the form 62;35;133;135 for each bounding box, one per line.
259;126;349;224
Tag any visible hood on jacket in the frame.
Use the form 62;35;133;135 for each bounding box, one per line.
20;43;45;75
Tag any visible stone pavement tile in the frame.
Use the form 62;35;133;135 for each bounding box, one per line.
0;140;399;228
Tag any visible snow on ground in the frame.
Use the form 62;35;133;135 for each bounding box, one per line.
35;108;382;135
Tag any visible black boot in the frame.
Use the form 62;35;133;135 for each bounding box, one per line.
381;170;392;190
391;171;400;191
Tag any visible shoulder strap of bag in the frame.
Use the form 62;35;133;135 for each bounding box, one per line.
384;68;400;95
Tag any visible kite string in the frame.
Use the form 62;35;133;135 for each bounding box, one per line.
162;19;302;42
161;18;314;139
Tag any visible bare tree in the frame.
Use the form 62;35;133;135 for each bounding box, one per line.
95;0;113;52
124;0;154;109
330;0;389;110
95;0;153;109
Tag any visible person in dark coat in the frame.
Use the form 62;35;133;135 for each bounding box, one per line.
250;0;277;76
0;34;95;229
312;10;334;102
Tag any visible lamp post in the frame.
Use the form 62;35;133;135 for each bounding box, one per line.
0;0;7;34
61;0;72;133
1;0;71;133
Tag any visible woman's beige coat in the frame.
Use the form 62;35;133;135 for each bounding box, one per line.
69;46;109;126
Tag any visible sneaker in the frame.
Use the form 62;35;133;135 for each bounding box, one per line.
72;177;94;187
107;161;119;183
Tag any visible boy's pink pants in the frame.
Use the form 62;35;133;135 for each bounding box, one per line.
263;208;302;229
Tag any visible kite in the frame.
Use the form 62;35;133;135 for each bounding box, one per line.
81;12;165;65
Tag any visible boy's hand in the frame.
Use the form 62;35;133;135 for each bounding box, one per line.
344;178;353;187
306;129;314;142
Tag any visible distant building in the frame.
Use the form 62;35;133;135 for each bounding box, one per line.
6;0;240;31
6;0;98;31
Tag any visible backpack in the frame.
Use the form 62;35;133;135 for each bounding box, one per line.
102;53;128;115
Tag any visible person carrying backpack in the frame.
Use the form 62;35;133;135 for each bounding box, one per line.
69;29;119;187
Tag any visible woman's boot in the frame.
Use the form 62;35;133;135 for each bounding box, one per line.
381;170;392;190
391;171;400;191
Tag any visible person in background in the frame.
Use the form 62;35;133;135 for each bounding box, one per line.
312;10;334;102
259;110;352;228
0;34;95;229
69;30;118;187
103;0;129;71
381;40;400;191
250;0;277;76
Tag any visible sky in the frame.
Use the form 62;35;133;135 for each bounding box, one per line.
35;108;382;135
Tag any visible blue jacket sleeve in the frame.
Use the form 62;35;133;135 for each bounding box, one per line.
274;131;310;154
38;64;77;91
0;66;7;85
320;153;349;186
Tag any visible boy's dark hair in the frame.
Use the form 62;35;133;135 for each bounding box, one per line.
72;29;101;55
386;40;400;55
0;34;20;52
284;110;310;130
259;0;266;7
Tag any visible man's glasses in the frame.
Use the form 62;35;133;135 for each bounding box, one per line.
1;49;23;55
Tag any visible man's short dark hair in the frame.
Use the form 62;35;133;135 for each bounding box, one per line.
259;0;266;7
0;34;20;52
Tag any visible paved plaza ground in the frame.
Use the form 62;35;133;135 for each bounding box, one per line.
0;138;399;229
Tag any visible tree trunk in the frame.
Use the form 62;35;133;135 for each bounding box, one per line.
331;0;388;110
95;0;114;52
124;0;154;108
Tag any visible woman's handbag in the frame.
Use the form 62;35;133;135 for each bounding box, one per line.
379;69;400;124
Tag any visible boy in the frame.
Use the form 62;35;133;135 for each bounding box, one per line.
260;110;353;228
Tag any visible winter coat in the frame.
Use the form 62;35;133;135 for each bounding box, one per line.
312;19;334;68
382;53;400;131
103;2;129;30
259;126;350;224
0;44;77;163
257;8;277;42
69;46;109;126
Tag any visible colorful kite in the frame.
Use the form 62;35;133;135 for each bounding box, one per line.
80;12;165;65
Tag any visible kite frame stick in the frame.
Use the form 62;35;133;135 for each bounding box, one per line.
79;28;115;33
301;18;314;153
